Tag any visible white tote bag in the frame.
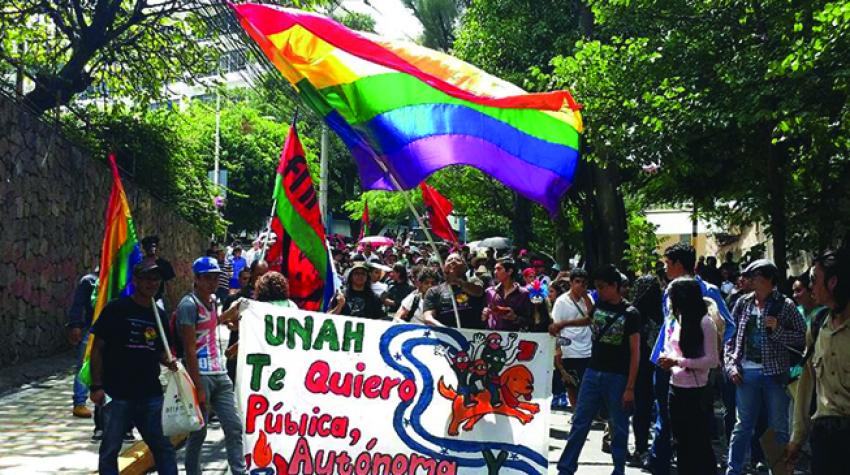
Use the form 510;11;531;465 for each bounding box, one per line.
152;299;205;436
161;363;205;436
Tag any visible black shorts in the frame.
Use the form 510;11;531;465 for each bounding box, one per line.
562;357;591;388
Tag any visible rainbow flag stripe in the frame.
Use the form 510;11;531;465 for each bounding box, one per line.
232;3;582;213
83;155;143;366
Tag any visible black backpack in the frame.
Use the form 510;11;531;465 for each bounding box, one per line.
800;307;830;366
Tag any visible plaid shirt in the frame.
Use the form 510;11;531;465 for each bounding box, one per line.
724;290;805;377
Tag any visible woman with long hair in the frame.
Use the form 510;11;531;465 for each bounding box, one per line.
329;261;384;319
658;277;719;474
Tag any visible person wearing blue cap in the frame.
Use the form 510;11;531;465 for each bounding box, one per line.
178;257;245;475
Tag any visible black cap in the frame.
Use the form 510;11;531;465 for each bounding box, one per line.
133;258;161;276
742;258;778;277
141;235;159;249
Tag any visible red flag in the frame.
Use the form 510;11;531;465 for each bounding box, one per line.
358;200;370;241
265;125;333;311
420;182;458;243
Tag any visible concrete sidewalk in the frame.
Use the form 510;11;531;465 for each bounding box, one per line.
0;358;635;474
0;353;807;474
0;356;228;474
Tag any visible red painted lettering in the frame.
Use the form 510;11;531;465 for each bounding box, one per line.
246;394;268;434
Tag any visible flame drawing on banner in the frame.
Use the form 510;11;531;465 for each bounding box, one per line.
253;431;273;468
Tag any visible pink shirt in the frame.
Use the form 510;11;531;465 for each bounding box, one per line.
664;314;718;388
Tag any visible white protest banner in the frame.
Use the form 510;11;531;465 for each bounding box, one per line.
236;300;554;475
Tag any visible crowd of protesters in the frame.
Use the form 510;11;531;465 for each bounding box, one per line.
65;230;849;475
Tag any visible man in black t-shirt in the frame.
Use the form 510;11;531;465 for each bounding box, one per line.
556;265;640;475
89;259;178;475
423;253;485;328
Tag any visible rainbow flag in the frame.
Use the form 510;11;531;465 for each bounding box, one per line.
231;3;583;214
79;154;143;385
266;125;334;311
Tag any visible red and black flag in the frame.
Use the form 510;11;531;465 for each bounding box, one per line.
266;125;333;311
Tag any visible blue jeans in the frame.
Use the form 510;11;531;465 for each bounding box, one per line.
649;367;672;475
557;369;629;475
725;367;790;475
185;374;246;475
99;396;177;475
73;329;90;406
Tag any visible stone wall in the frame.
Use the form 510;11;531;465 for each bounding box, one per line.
0;95;209;367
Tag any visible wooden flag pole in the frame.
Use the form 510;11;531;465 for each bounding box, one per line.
259;198;277;262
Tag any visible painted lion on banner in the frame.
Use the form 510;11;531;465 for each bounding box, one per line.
437;365;540;435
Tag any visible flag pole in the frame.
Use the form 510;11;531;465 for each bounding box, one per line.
259;198;277;261
260;109;301;262
364;163;463;329
320;125;330;234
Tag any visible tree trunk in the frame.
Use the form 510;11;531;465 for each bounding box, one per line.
766;131;788;280
22;2;123;115
574;1;627;271
512;193;533;249
553;208;573;269
592;162;627;266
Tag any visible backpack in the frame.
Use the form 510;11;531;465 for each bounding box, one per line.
168;293;201;359
766;297;805;367
801;307;830;366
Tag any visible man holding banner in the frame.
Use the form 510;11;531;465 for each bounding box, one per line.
88;259;178;475
178;256;246;475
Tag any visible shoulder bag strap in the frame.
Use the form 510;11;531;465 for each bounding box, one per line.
594;311;622;342
569;294;587;319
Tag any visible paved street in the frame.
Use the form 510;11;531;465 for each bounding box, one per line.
0;352;641;474
0;352;229;474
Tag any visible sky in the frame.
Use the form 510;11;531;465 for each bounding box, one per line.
340;0;424;41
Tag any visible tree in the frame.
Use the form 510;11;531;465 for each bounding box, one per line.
0;0;211;115
332;11;376;32
62;107;223;234
402;0;465;51
0;0;332;116
577;0;850;275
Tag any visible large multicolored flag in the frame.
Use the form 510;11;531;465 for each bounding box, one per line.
420;182;457;244
230;3;583;215
266;125;334;311
80;154;144;385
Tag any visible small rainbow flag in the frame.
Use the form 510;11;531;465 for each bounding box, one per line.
79;154;143;385
231;3;582;214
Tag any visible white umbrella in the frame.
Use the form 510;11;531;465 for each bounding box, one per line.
478;236;512;250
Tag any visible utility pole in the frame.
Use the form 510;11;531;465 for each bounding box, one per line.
213;88;221;243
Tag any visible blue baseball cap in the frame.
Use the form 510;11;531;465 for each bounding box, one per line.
192;256;223;275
